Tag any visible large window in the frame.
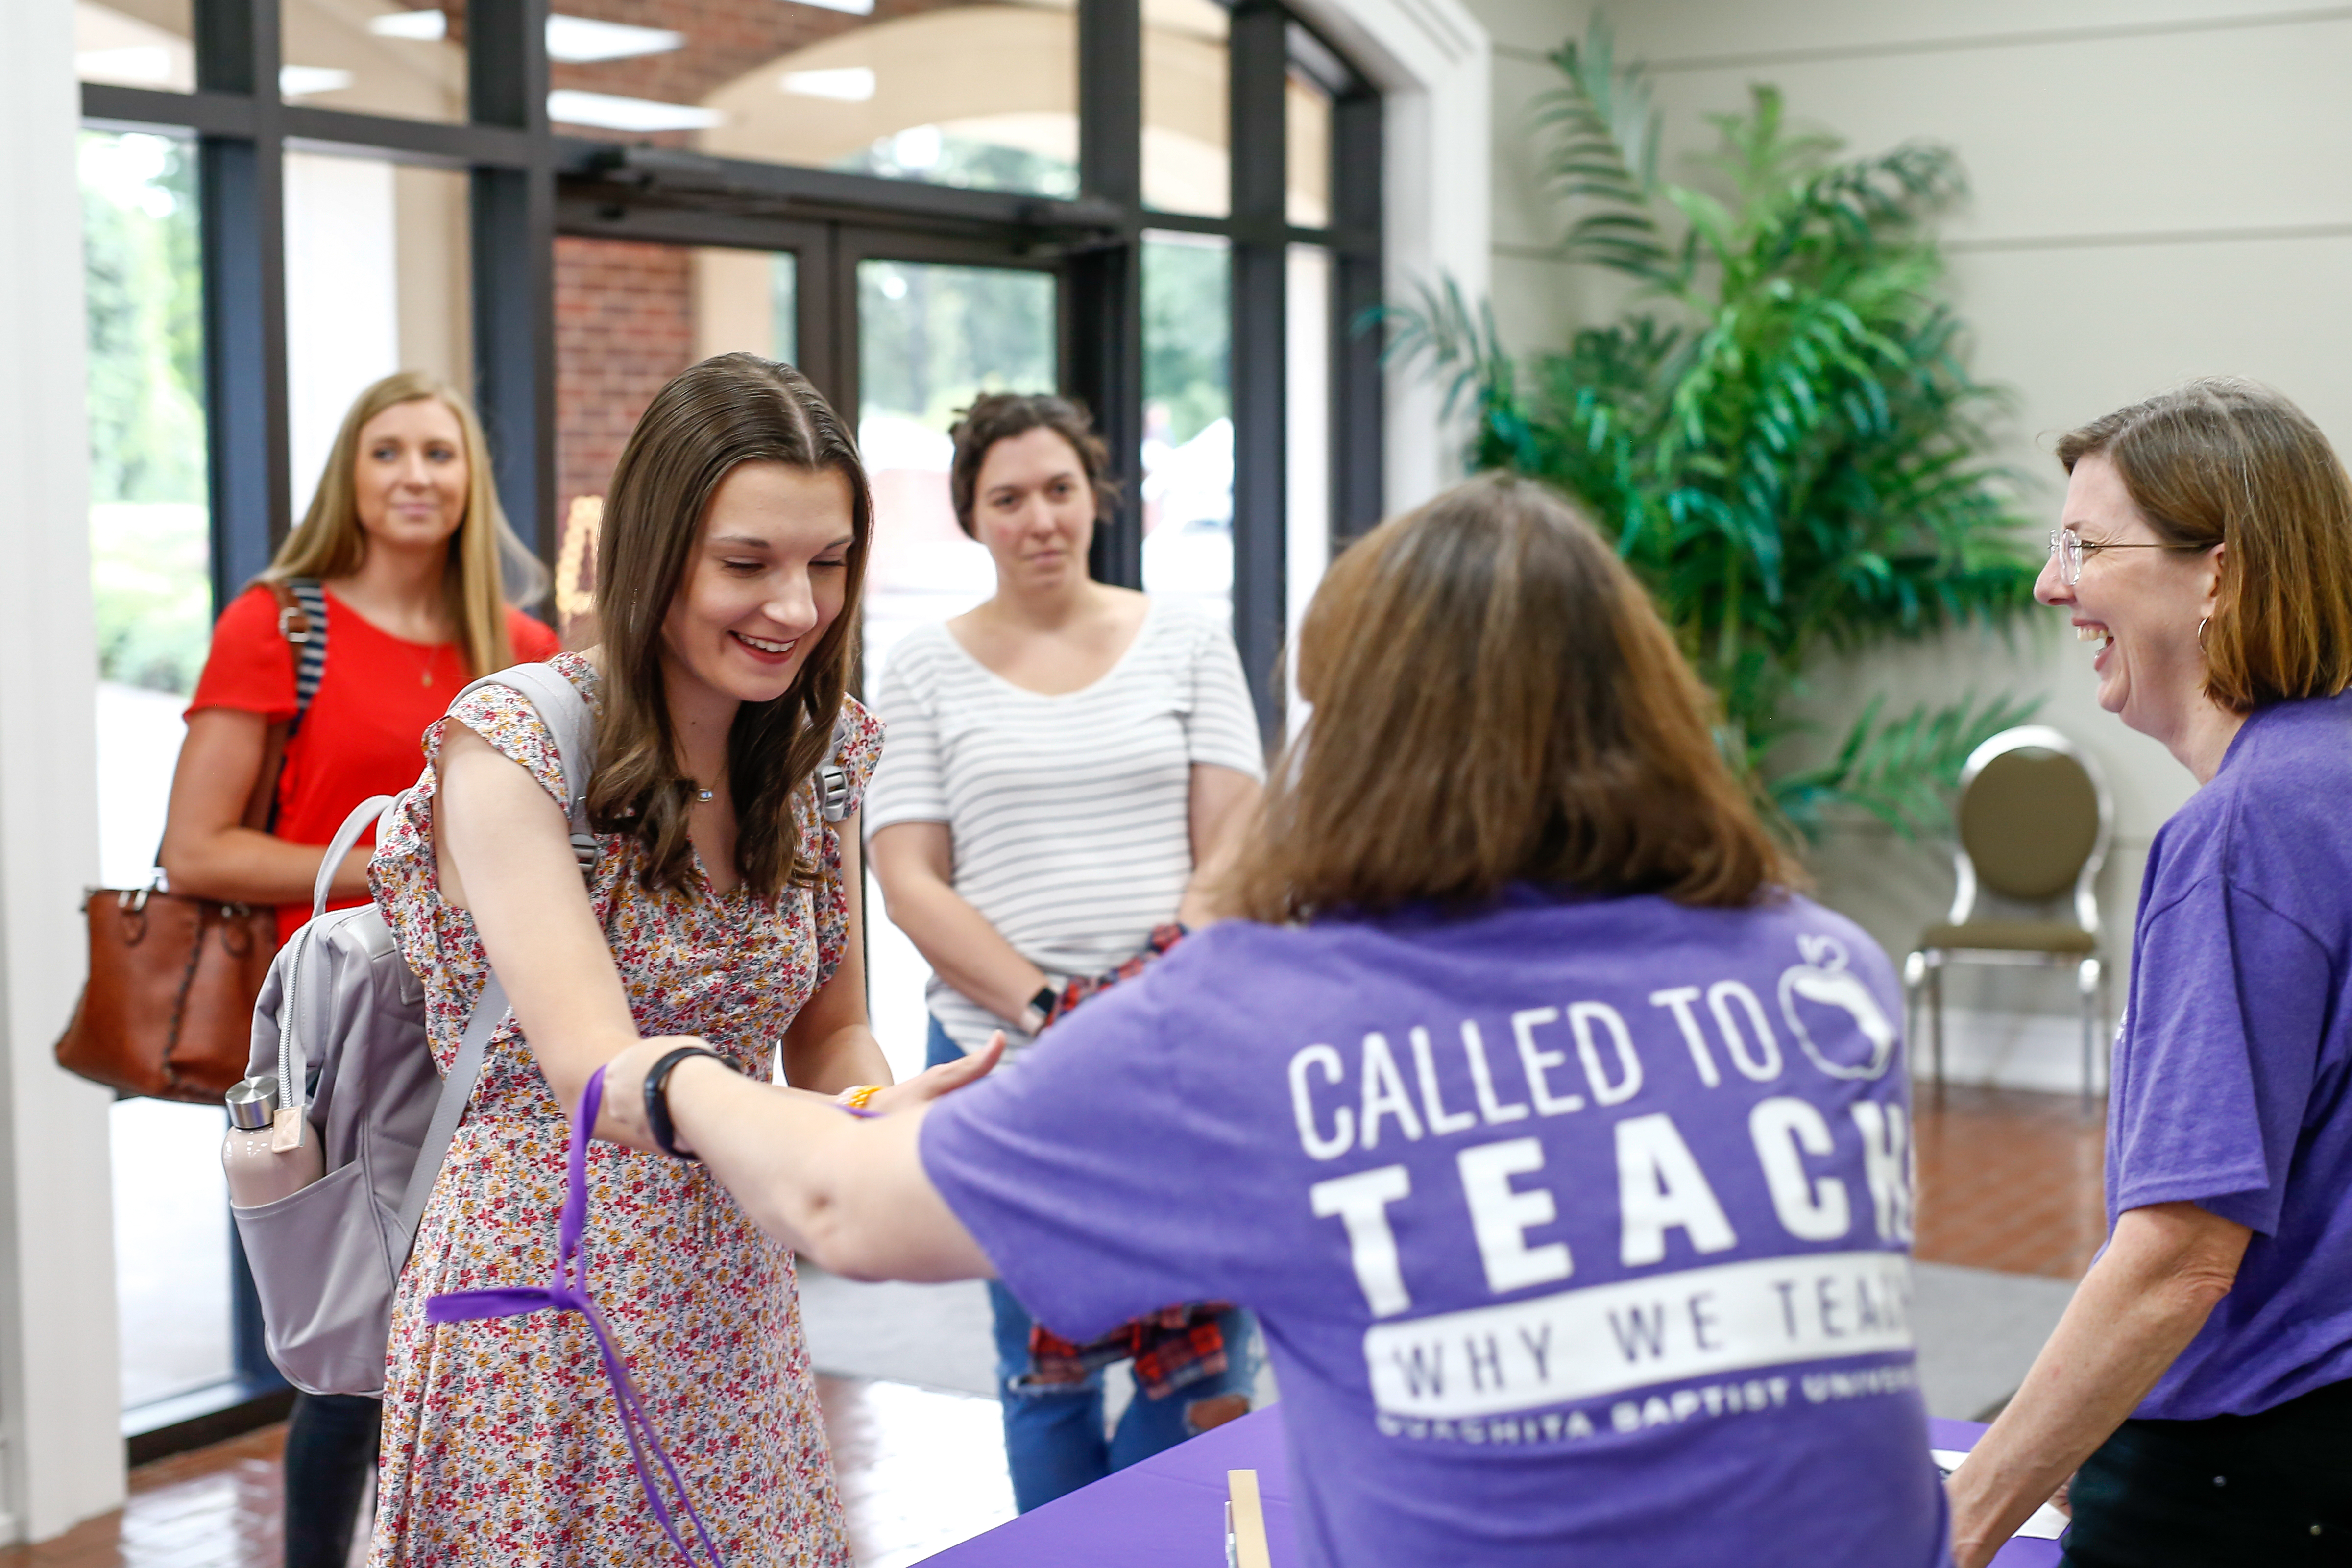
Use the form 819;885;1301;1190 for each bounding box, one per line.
83;0;1381;717
78;0;1382;1431
80;125;238;1418
284;153;472;515
1141;232;1232;624
544;0;1081;201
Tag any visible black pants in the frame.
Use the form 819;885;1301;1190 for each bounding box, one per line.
284;1392;382;1568
2062;1377;2352;1567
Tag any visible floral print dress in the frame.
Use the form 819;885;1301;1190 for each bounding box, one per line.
366;653;881;1567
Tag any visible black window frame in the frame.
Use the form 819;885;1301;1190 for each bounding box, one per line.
81;0;1381;1422
82;0;1381;730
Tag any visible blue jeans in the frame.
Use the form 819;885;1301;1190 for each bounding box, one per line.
926;1016;1261;1513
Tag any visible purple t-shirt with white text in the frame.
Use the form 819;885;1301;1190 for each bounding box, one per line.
2112;688;2352;1420
920;888;1948;1568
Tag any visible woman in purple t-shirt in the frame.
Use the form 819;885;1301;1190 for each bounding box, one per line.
598;475;1953;1568
1950;380;2352;1566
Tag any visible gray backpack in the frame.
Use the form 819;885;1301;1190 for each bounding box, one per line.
232;663;595;1397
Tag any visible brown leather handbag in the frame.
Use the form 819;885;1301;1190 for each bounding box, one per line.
54;581;328;1102
57;889;281;1101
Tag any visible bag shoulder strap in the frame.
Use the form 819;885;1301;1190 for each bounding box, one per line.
394;663;594;1259
267;578;329;732
238;580;330;841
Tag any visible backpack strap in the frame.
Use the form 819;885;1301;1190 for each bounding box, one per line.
394;972;507;1255
463;661;597;832
394;664;595;1260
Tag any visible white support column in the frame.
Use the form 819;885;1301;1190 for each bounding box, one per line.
0;0;131;1543
1291;0;1492;513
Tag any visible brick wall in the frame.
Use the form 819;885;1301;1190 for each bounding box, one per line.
553;235;695;634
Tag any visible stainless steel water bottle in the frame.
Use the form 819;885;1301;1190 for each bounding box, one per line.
222;1076;322;1208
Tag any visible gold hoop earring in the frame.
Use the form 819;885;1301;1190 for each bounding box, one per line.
2197;616;2210;653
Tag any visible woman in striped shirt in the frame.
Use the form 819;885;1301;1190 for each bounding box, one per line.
865;392;1265;1510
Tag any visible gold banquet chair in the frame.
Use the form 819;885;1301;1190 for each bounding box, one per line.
1903;726;2114;1108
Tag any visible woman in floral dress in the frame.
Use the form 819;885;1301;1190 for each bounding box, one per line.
365;354;982;1565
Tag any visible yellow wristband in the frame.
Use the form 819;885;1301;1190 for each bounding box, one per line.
834;1084;883;1112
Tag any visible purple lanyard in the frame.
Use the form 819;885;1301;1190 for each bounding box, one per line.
426;1065;727;1568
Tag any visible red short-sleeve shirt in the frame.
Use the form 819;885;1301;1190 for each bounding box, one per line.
187;584;563;943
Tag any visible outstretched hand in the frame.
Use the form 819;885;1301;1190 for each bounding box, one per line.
866;1031;1005;1116
595;1030;1002;1153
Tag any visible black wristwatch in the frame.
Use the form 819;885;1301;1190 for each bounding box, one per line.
1023;984;1059;1033
644;1046;738;1161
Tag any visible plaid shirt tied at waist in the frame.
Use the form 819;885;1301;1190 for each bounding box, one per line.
1022;923;1230;1401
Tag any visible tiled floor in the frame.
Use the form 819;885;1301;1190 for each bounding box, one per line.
0;1426;285;1568
17;1084;2101;1566
1913;1082;2107;1280
0;1378;1010;1568
814;1377;1014;1568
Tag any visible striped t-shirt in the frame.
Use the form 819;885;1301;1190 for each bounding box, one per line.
865;600;1266;1056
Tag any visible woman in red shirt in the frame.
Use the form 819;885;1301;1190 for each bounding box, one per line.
160;369;558;1568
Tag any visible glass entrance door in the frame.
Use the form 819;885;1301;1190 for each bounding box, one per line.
550;226;1062;1079
849;251;1058;696
847;244;1059;1081
548;228;1057;678
550;229;829;643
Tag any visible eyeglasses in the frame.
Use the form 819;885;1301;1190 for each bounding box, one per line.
2046;528;2207;587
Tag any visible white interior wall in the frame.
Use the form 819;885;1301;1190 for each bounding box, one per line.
0;0;130;1543
1295;0;1492;513
1456;0;2352;1085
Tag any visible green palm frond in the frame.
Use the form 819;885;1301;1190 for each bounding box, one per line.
1771;692;2044;840
1537;18;1671;278
1379;276;1514;422
1403;11;2042;842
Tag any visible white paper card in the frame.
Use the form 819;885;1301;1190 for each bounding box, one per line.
1931;1449;2070;1541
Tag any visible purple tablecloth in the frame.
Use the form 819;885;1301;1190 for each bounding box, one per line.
917;1406;2065;1566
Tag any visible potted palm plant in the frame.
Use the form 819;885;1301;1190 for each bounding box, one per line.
1393;19;2043;838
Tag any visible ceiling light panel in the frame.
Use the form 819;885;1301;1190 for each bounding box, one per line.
367;9;446;40
546;89;722;132
366;11;684;63
545;16;686;63
781;67;875;101
279;65;355;96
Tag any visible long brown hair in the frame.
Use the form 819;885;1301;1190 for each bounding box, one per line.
2057;377;2352;712
589;353;872;899
1228;474;1788;922
266;370;546;676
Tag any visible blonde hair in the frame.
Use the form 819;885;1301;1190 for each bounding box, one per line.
266;371;549;677
2057;377;2352;713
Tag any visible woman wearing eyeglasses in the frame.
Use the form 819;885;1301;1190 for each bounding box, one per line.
1947;379;2352;1566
